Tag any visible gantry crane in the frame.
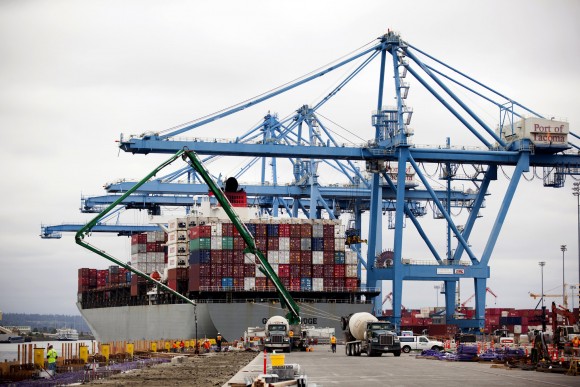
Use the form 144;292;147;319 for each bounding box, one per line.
44;31;580;332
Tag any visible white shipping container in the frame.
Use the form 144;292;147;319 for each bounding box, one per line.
312;224;324;238
279;237;290;251
211;236;223;250
270;264;279;275
211;223;222;236
312;251;324;265
168;217;188;231
244;253;256;264
167;230;188;244
155;252;165;263
167;243;188;256
155;231;166;242
167;257;187;269
345;250;357;264
131;253;139;264
334;224;344;237
279;251;290;264
267;251;279;264
313;278;324;291
255;265;265;277
146;252;156;262
135;262;146;272
346;264;357;278
335;238;345;251
147;232;157;243
244;277;256;291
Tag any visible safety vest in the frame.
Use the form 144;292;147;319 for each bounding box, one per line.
330;336;336;344
47;349;58;364
288;331;294;338
217;335;222;342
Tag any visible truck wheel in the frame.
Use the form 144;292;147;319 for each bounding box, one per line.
394;350;401;357
431;346;442;351
346;343;351;356
402;345;411;353
355;343;361;356
367;347;374;357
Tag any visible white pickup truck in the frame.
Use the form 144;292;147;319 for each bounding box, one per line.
398;335;444;353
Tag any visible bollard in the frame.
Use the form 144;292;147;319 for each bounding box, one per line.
151;342;157;352
34;348;45;369
80;346;89;363
126;343;134;358
263;349;267;374
101;344;110;362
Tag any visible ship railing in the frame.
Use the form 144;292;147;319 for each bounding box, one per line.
198;286;380;293
193;298;373;304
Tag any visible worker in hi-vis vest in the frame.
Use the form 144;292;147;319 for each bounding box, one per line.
330;335;337;353
47;344;58;372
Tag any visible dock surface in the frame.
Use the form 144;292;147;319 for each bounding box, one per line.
225;345;579;386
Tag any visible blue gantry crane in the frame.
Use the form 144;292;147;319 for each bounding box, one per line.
44;31;580;332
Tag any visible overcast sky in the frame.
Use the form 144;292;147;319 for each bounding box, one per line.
1;0;579;317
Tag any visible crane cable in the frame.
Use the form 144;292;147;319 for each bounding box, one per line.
157;39;378;137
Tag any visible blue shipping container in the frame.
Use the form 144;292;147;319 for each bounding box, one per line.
221;277;234;288
300;277;312;291
311;237;324;251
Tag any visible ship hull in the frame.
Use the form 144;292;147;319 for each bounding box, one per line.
77;301;371;342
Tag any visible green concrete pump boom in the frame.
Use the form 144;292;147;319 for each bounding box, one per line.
181;149;301;325
75;148;300;324
75;150;197;307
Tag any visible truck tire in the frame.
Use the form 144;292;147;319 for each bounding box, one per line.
431;346;442;351
402;345;411;353
346;343;352;356
345;344;349;356
367;346;374;357
394;350;401;357
355;343;361;356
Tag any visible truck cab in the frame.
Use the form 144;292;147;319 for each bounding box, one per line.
263;316;291;352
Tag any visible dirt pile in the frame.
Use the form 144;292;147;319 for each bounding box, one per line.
87;350;258;386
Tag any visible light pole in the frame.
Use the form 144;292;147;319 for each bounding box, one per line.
571;285;577;313
539;261;546;332
434;285;440;308
561;245;567;308
573;182;580;319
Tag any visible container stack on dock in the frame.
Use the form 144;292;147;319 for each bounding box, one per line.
130;231;167;274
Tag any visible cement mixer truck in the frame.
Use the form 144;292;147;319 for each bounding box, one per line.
263;316;292;353
341;312;401;357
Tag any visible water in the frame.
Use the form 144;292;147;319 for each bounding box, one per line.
0;340;96;362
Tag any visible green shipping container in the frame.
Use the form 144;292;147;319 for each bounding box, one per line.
222;236;234;250
189;237;211;251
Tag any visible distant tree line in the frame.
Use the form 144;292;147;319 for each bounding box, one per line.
2;313;90;334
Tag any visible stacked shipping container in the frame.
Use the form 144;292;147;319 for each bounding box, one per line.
186;217;360;293
130;231;167;274
78;266;131;293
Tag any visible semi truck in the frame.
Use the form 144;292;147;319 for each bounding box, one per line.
341;312;401;357
263;316;292;353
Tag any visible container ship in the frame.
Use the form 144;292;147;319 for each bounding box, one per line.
77;193;378;342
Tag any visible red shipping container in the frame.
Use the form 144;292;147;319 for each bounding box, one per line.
312;264;324;278
198;264;211;277
323;264;335;278
221;223;234;236
232;250;244;264
212;264;222;277
255;277;267;288
290;224;301;238
131;233;148;244
300;224;312;237
334;277;345;288
232;264;244;278
244;264;256;277
334;264;345;277
223;250;234;265
289;251;301;265
278;264;290;278
323;224;334;238
323;251;334;264
300;251;312;265
234;236;246;250
279;224;291;237
255;237;267;251
223;264;233;277
345;278;358;289
290;278;301;291
280;277;290;287
78;268;90;278
267;237;279;250
289;237;301;251
323;277;335;289
290;265;301;278
301;264;312;277
255;224;267;237
323;237;335;251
